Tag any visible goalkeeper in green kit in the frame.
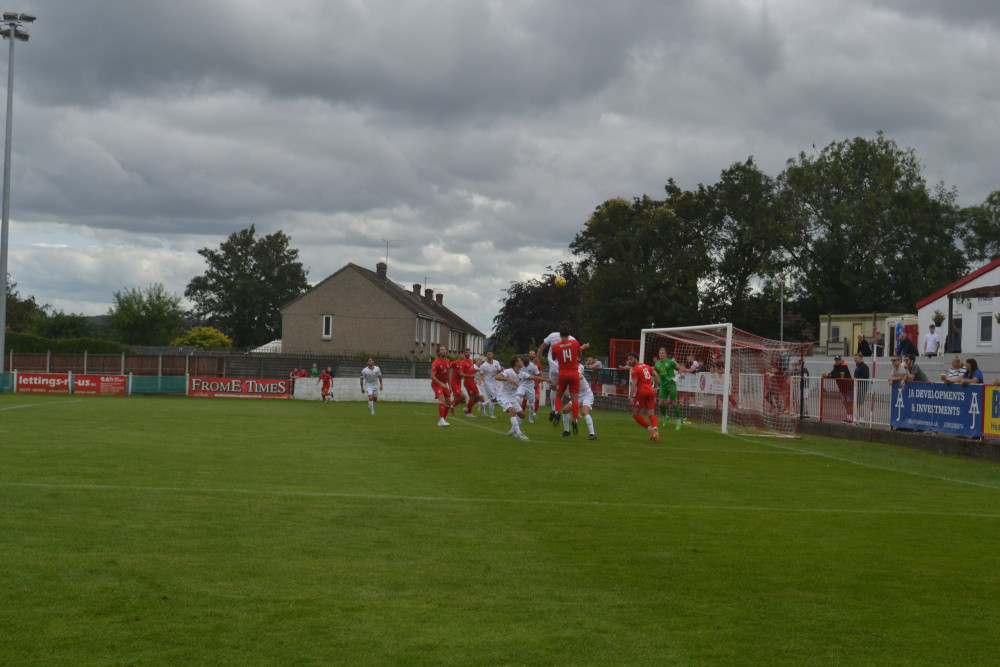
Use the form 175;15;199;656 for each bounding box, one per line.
654;347;685;429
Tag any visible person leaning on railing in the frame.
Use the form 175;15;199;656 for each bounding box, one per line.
958;358;984;386
903;354;929;383
940;355;965;384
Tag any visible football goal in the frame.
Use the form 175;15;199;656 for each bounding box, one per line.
639;324;813;437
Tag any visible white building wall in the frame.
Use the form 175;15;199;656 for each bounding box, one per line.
916;266;1000;356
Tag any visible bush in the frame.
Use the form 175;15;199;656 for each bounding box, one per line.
170;326;233;351
4;332;126;354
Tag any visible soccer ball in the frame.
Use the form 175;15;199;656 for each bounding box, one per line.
554;276;567;288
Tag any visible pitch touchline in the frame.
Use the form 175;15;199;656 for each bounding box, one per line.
0;399;84;411
3;481;998;518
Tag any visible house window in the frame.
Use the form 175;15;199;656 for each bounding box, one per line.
322;315;333;340
829;326;840;345
979;314;993;344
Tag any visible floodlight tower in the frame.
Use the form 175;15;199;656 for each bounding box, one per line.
0;11;34;376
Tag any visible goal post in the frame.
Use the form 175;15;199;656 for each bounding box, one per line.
639;324;812;437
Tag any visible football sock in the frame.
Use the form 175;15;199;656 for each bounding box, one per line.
674;404;681;420
634;414;649;429
571;400;579;420
584;414;595;435
650;415;658;429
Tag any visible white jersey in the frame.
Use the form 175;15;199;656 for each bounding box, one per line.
517;361;540;398
360;366;382;396
479;359;503;400
360;366;382;387
498;368;522;410
577;363;594;408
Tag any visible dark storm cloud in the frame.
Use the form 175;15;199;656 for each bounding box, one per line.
3;0;999;332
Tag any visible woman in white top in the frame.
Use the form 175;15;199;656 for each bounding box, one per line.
940;355;965;384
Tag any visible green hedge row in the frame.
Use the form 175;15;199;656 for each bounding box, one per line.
3;332;127;355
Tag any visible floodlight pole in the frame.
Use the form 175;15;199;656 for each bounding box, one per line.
0;12;34;376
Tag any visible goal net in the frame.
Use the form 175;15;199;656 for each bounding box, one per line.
639;324;813;436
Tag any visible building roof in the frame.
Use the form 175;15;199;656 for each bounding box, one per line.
915;257;1000;310
282;262;484;337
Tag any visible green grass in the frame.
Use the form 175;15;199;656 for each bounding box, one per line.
2;394;999;665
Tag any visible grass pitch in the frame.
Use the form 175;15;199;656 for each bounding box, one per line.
2;394;999;665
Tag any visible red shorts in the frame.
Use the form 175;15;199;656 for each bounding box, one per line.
556;372;580;395
433;383;451;400
463;379;479;395
631;385;655;410
450;381;464;395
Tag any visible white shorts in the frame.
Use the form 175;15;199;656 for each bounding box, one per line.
482;382;499;401
548;363;559;383
577;386;594;409
499;394;522;412
364;385;379;398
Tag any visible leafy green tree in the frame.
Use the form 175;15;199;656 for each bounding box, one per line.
171;325;233;350
492;261;581;354
185;225;310;349
106;283;185;345
4;277;46;332
700;158;790;329
571;190;712;346
32;311;100;339
960;190;1000;265
779;133;966;313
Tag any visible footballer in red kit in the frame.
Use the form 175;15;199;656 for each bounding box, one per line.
627;351;659;441
550;322;589;430
431;345;453;426
459;348;483;416
318;369;333;403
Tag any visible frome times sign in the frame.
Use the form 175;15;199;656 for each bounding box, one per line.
189;376;290;399
985;387;1000;439
16;373;71;394
890;382;983;436
73;375;128;397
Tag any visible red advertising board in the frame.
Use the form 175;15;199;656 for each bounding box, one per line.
16;373;71;395
74;374;128;397
189;376;290;399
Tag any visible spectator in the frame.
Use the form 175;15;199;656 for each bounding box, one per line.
903;354;928;383
874;332;886;357
853;353;870;423
822;355;853;421
887;355;908;384
856;334;873;357
923;324;941;358
940;355;965;384
947;322;961;353
959;358;984;386
687;356;701;373
896;331;919;357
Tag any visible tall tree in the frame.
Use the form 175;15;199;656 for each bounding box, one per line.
779;133;966;313
960;190;1000;265
571;190;712;346
32;311;100;339
4;277;46;333
106;283;185;345
492;261;581;354
185;225;310;348
700;158;790;328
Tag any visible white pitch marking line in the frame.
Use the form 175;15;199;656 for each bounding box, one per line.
0;399;84;411
2;481;999;518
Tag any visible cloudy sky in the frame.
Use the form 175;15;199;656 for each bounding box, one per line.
3;0;999;336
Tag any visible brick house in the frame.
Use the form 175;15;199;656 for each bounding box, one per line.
279;262;485;359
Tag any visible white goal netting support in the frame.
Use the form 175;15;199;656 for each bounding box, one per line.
639;324;813;436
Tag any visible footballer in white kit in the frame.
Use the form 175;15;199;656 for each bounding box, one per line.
359;357;383;415
477;351;503;417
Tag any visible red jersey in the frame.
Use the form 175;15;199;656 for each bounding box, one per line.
459;358;476;380
630;363;655;392
431;357;451;385
319;371;332;387
450;359;464;386
551;338;582;375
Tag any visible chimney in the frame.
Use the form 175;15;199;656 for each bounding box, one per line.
412;283;421;295
436;293;443;305
376;262;387;278
424;288;434;301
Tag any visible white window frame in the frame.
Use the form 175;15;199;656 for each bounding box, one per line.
322;315;333;340
978;312;993;345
